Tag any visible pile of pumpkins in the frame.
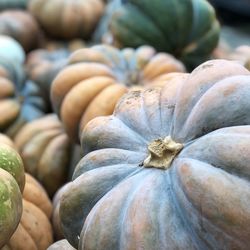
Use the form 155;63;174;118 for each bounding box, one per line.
0;0;250;249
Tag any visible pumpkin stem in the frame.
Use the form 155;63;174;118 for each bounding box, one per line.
143;136;183;170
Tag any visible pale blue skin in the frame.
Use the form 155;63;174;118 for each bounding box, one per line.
60;60;250;249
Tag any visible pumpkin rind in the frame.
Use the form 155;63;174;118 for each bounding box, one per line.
60;60;250;249
51;44;185;141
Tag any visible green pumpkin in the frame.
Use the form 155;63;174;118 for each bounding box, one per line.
95;0;220;69
0;143;25;248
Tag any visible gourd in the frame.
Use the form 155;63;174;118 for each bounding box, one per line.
28;0;105;39
0;137;25;248
51;44;185;141
60;59;250;249
94;0;220;69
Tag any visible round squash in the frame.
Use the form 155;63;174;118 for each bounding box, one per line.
0;142;25;248
51;44;185;142
14;114;75;196
60;59;250;249
94;0;220;69
28;0;105;39
2;173;53;250
0;10;42;52
0;74;48;138
0;35;25;88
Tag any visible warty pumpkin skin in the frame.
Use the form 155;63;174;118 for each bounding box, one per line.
28;0;105;40
60;59;250;249
14;114;73;197
51;44;186;142
94;0;220;69
0;74;48;138
2;173;53;250
0;10;42;52
0;141;25;248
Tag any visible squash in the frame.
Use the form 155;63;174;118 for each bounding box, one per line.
0;35;25;88
51;44;185;141
0;10;42;52
2;173;53;250
94;0;220;69
48;240;76;250
14;114;75;196
228;46;250;70
0;73;48;138
0;139;25;248
0;0;28;10
28;0;105;39
60;59;250;249
26;49;70;109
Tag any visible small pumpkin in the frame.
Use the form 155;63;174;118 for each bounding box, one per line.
0;140;25;248
14;114;75;196
0;35;25;88
2;173;53;250
60;59;250;249
0;10;42;52
28;0;105;39
0;73;48;138
94;0;220;69
51;44;185;141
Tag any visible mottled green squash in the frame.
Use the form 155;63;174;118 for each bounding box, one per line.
95;0;220;69
0;142;25;248
0;0;28;10
60;60;250;249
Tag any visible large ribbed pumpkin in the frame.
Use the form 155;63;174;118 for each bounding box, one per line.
0;10;42;52
14;114;74;196
0;140;25;248
0;72;48;138
60;60;250;249
2;173;53;250
51;44;185;141
28;0;105;39
95;0;220;69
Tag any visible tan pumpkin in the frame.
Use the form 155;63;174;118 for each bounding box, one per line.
51;44;185;141
28;0;105;39
2;173;53;250
60;60;250;249
0;10;42;52
14;114;75;196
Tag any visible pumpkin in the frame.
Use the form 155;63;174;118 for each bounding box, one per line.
0;0;28;10
0;10;42;52
26;49;71;109
2;173;53;250
60;59;250;249
0;72;48;138
0;140;25;248
94;0;220;69
0;35;25;88
51;44;185;142
228;46;250;70
48;240;76;250
28;0;105;39
14;114;75;196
